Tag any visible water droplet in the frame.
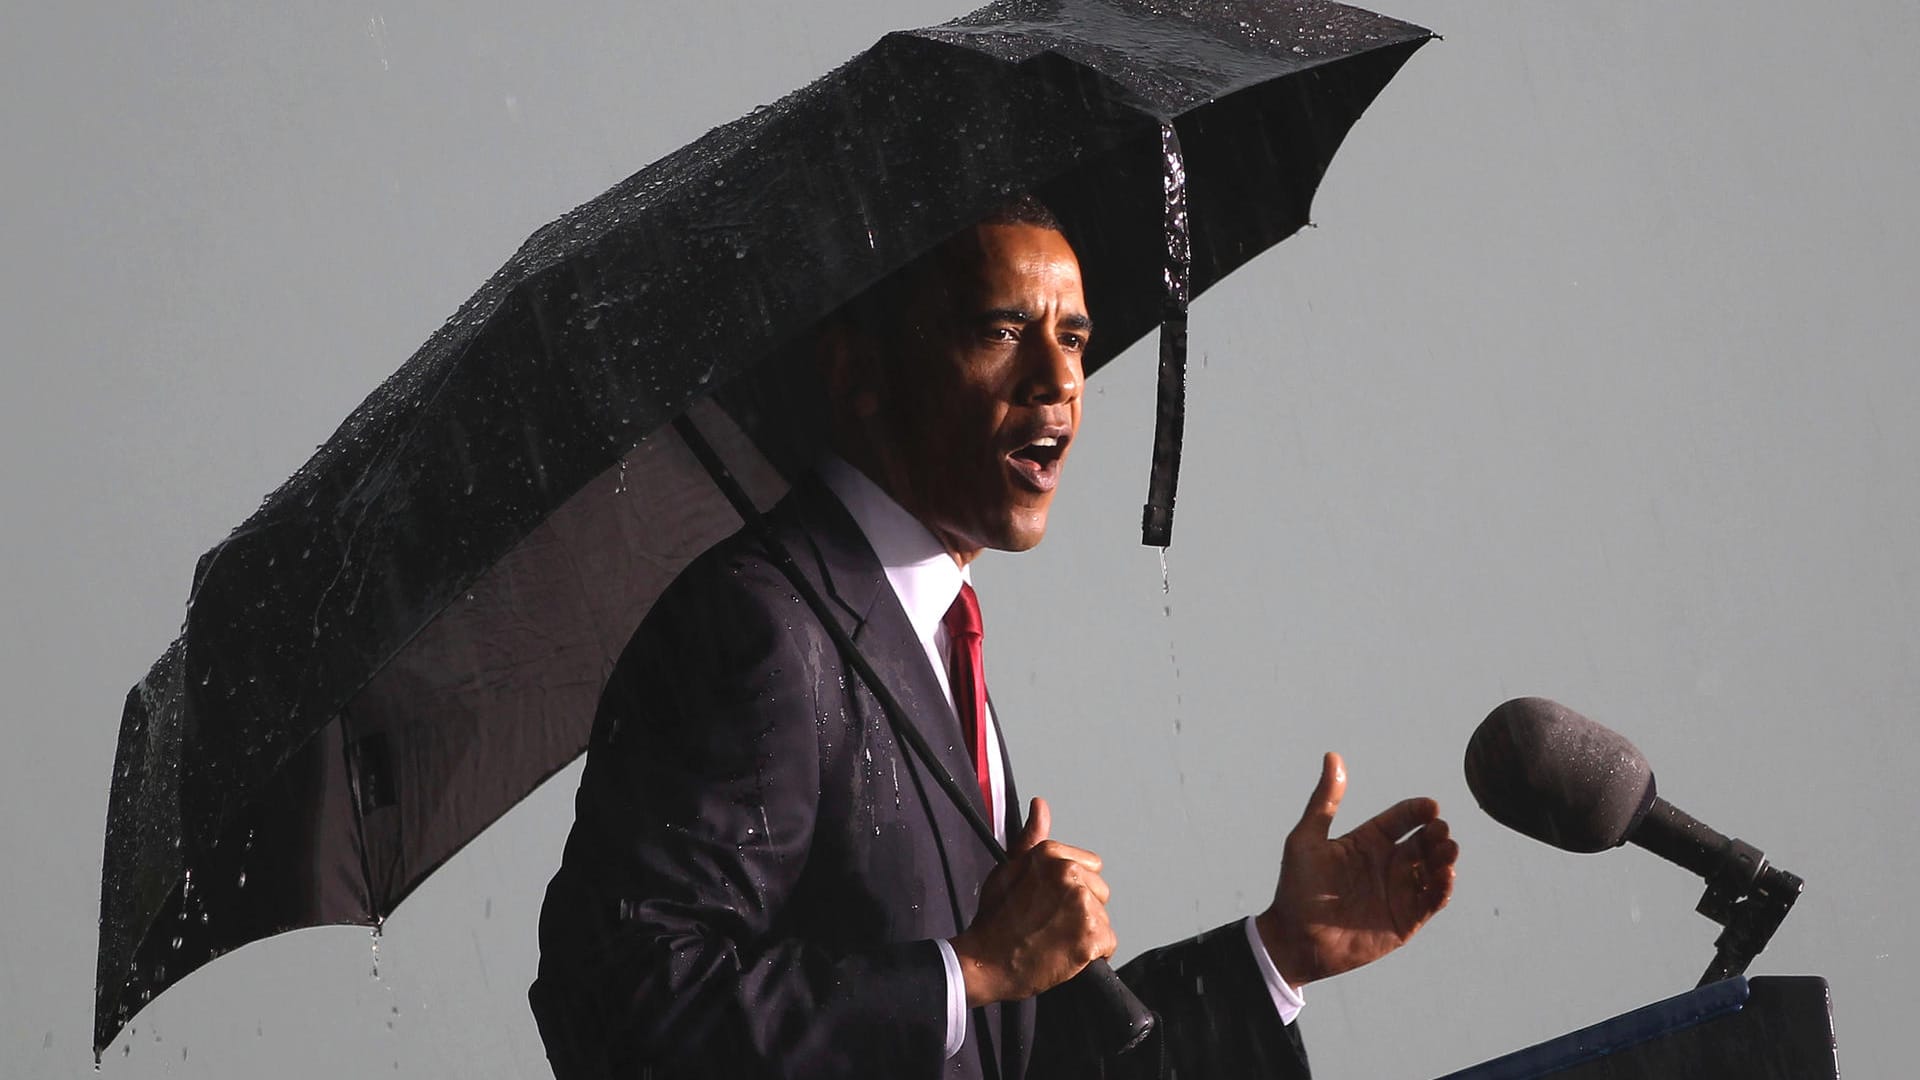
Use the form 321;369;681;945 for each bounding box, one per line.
170;936;183;950
236;870;247;888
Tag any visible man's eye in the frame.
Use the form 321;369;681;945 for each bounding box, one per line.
1060;334;1085;351
985;327;1018;342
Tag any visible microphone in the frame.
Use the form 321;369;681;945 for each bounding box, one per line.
1464;697;1803;985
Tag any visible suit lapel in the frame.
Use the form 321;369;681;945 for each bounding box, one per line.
779;477;1011;1079
782;476;995;838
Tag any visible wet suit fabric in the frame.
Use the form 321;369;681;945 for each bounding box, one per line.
530;474;1311;1079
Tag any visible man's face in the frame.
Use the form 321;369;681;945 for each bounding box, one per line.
851;223;1089;561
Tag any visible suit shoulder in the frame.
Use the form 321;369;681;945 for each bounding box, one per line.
590;530;833;755
645;481;855;642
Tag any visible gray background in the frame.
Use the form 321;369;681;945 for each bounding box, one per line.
4;1;1914;1076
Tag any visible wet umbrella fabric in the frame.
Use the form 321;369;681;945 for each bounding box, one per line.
95;0;1430;1055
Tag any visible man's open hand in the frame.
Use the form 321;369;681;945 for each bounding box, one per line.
1256;752;1459;988
950;797;1116;1007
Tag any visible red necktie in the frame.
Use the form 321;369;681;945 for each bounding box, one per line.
941;582;994;815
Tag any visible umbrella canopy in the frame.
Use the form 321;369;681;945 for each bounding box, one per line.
96;0;1431;1055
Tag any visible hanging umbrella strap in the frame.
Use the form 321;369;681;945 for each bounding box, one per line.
1141;122;1191;549
671;413;1155;1057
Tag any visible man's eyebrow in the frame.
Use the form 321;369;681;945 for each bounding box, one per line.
979;307;1094;333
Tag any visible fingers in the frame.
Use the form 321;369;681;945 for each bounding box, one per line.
1085;913;1119;963
1362;796;1440;844
1086;870;1111;906
1030;839;1102;872
1051;860;1111;904
1012;796;1050;856
1400;816;1459;916
1417;818;1461;886
1290;751;1346;844
1056;866;1118;963
1418;816;1457;860
956;798;1117;1004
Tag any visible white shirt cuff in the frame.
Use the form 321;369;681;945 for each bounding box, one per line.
1242;915;1305;1026
935;937;969;1058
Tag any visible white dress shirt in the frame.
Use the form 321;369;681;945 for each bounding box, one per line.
816;457;1301;1060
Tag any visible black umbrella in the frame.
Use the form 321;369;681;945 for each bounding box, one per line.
96;0;1431;1056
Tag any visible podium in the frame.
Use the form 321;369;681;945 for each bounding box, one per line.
1435;976;1839;1079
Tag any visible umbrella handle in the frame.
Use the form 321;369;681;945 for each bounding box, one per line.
1073;958;1158;1056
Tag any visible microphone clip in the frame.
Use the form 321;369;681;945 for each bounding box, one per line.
1693;837;1803;987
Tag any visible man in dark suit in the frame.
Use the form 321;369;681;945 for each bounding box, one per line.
531;198;1460;1079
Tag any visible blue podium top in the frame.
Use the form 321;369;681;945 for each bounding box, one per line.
1434;977;1752;1080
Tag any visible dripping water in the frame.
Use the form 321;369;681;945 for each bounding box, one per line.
1158;548;1197;834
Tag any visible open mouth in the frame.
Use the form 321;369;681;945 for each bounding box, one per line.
1007;435;1068;493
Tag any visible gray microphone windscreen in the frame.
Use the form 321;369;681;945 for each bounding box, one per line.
1464;697;1657;853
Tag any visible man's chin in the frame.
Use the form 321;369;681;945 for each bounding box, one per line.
927;488;1056;558
985;506;1052;553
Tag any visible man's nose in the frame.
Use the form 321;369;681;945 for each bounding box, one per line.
1015;336;1080;406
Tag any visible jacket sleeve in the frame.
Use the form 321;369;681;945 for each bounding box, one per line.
529;557;948;1079
1029;921;1311;1080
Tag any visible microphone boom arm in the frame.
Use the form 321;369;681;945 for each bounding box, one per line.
1695;847;1804;987
1637;801;1805;986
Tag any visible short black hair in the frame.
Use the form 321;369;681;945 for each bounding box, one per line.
974;192;1063;233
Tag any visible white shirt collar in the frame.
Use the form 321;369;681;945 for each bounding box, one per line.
816;455;970;644
815;455;1005;850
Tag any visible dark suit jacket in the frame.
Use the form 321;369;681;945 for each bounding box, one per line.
531;475;1310;1080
